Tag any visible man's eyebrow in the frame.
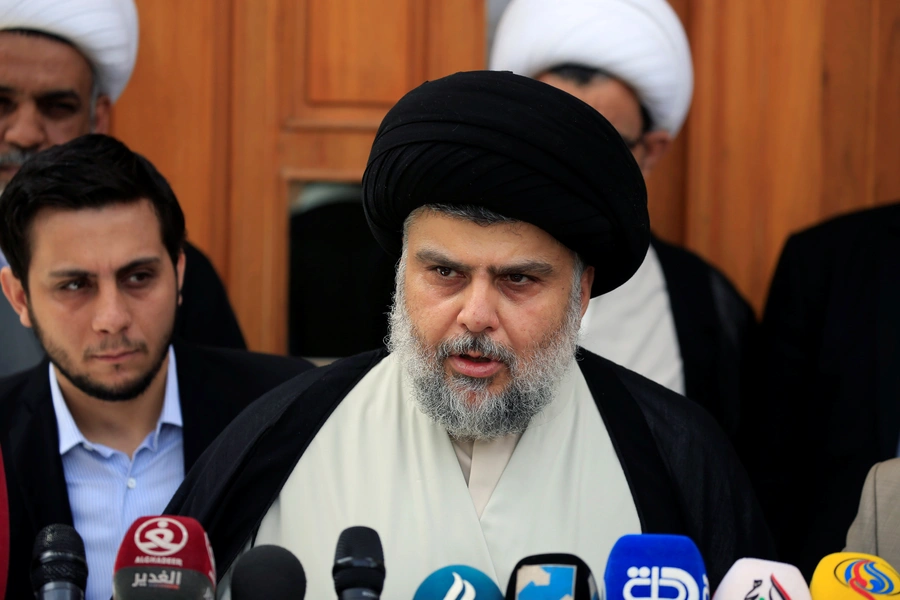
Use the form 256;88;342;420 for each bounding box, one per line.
490;260;555;278
0;85;14;95
115;257;162;277
48;257;162;279
36;90;82;104
414;249;555;277
414;248;470;272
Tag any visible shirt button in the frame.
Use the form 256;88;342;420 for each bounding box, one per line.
83;443;94;451
127;478;137;489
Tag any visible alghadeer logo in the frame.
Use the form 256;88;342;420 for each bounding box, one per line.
834;558;900;598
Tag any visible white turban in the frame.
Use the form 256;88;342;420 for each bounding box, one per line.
490;0;693;137
0;0;138;103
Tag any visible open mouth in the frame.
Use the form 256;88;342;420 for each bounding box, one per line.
448;353;504;378
460;353;493;363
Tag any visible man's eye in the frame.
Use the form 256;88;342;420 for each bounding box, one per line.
61;279;86;291
507;274;530;284
436;266;454;277
126;271;154;285
41;102;78;119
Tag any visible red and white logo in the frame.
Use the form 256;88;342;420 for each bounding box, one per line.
134;517;189;557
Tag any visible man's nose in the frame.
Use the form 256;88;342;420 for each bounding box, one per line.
3;103;46;151
92;285;132;335
456;279;500;334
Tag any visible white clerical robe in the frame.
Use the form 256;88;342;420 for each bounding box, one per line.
579;244;685;395
224;353;641;598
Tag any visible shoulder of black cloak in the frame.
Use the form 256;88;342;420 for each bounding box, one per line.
176;241;247;350
650;235;756;441
165;348;389;577
576;348;776;589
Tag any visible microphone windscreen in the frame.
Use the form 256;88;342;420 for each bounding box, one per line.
712;558;810;600
413;565;503;600
231;545;306;600
810;552;900;599
30;523;88;594
112;515;215;599
333;525;386;596
505;553;600;600
604;534;709;600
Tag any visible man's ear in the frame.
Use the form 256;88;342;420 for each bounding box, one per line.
176;249;186;306
637;130;672;176
91;94;112;135
0;266;33;328
579;265;595;318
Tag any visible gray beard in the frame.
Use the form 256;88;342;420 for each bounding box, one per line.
387;267;583;441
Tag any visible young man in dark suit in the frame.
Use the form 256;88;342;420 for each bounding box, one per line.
0;134;312;600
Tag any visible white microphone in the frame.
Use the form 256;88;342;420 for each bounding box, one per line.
712;558;810;600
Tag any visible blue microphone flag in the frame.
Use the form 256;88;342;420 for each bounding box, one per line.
604;534;709;600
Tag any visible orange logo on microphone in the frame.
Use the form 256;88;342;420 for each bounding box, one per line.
833;558;900;598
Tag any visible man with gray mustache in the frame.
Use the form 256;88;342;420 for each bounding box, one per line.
0;0;247;378
166;71;775;598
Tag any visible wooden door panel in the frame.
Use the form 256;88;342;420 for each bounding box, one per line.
305;0;418;105
231;0;485;352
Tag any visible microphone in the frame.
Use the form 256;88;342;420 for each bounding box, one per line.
112;515;216;599
604;534;709;600
809;552;900;599
30;523;88;600
333;526;386;599
413;565;503;600
231;545;306;599
505;554;600;600
712;558;810;600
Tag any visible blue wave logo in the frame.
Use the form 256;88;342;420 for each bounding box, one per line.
413;565;503;600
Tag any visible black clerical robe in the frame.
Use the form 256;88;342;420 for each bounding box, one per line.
166;348;775;588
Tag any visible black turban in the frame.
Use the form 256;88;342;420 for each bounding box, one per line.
362;70;649;297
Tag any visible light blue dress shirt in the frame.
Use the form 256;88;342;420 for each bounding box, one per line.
50;346;185;600
0;249;7;270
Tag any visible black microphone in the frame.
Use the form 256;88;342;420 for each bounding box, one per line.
231;545;306;600
30;524;88;600
332;526;386;599
505;554;599;600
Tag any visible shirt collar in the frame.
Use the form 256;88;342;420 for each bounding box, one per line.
0;249;7;271
50;345;183;456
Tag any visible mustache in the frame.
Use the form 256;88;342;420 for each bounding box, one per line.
84;337;148;358
435;333;518;366
0;148;37;167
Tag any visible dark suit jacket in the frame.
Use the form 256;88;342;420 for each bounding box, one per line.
0;341;312;599
652;236;757;440
744;202;900;577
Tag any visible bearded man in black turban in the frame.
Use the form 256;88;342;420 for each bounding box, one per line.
166;71;774;597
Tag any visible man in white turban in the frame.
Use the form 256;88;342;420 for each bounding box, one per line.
491;0;755;442
0;0;247;381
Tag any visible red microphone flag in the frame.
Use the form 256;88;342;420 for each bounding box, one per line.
113;515;215;598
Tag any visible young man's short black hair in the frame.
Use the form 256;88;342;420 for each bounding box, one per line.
0;134;186;288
